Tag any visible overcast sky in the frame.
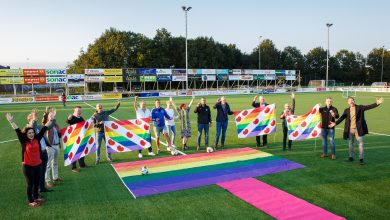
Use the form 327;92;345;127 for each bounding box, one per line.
0;0;389;68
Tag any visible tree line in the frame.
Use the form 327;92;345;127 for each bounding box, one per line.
68;27;389;85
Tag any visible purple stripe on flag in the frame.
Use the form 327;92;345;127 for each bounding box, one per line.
107;145;144;153
127;159;304;197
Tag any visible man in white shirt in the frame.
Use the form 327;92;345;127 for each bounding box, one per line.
134;96;155;158
165;100;177;147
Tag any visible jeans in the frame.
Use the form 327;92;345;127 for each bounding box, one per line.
39;150;48;190
321;129;335;155
349;128;364;159
197;123;210;147
45;145;59;183
167;125;176;145
22;164;41;203
96;132;111;161
283;126;292;150
256;135;268;147
215;121;228;145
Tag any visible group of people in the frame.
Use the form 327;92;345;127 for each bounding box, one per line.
6;93;384;207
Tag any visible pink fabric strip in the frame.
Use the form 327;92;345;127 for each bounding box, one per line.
217;178;346;220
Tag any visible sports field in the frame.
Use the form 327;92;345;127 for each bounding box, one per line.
0;92;389;220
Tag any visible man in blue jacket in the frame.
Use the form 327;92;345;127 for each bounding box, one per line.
151;99;174;154
213;96;233;150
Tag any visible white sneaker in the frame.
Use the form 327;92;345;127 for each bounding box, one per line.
148;152;155;156
138;153;143;158
166;147;171;152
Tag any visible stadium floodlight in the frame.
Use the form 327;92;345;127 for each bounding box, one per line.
326;23;333;89
381;45;385;82
182;6;192;90
258;36;262;69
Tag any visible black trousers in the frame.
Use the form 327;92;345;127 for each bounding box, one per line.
71;157;87;170
256;135;268;147
283;126;292;150
22;164;41;203
39;150;48;190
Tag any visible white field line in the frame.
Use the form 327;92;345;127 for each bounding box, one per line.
110;164;137;199
82;102;186;155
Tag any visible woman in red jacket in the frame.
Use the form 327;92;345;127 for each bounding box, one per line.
6;109;56;207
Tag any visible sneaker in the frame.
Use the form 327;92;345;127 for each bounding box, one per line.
138;153;143;158
196;146;200;151
346;157;354;162
166;147;171;152
28;202;40;207
46;182;54;187
95;160;100;165
320;154;328;158
157;149;160;154
54;178;64;182
331;155;336;160
148;152;155;156
360;159;365;165
72;168;79;173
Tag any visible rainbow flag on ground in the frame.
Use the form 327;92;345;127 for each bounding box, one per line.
104;119;151;153
112;147;304;198
61;119;96;166
234;104;277;138
287;104;322;140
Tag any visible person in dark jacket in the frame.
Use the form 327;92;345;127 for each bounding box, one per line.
194;97;212;152
252;95;269;147
319;98;339;160
66;106;88;171
92;100;121;164
6;109;56;207
331;96;384;165
280;93;295;151
213;96;233;150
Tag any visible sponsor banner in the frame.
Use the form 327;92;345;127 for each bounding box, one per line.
240;75;253;80
193;91;209;96
263;89;275;94
157;75;171;82
202;75;216;81
0;69;23;76
82;94;102;100
253;75;265;80
23;69;46;77
231;69;242;75
139;68;156;75
275;70;285;76
188;69;202;75
104;75;123;82
35;96;59;102
0;98;12;103
227;90;239;94
172;69;186;75
45;69;66;76
252;70;262;75
159;92;177;97
202;69;215;75
264;75;276;80
259;70;276;75
286;75;296;80
275;89;287;93
85;75;104;82
216;69;229;75
24;77;46;84
243;69;253;75
172;75;186;82
229;75;240;81
285;70;296;76
102;93;122;99
140;75;157;82
317;88;326;92
104;69;123;76
297;88;317;93
66;95;83;101
123;68;138;75
67;74;85;87
139;92;159;98
122;74;138;82
46;76;67;84
217;75;228;81
156;69;172;75
11;97;34;103
0;77;24;84
85;69;104;75
188;75;202;81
